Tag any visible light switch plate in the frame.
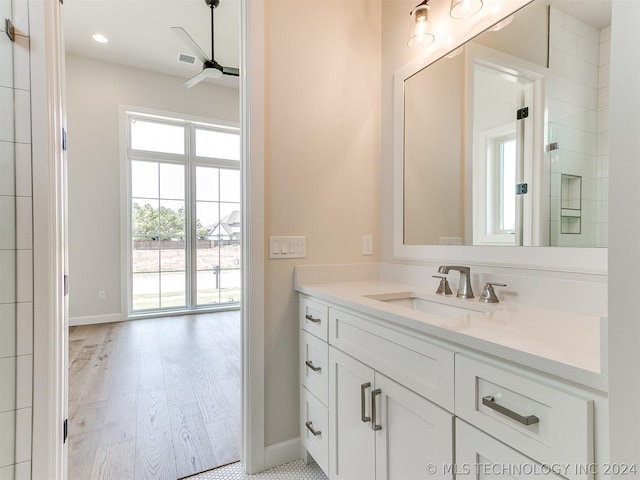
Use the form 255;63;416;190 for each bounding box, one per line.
269;236;306;259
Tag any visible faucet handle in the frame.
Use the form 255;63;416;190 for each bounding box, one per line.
479;282;507;303
432;275;452;296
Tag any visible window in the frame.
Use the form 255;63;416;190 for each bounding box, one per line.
490;135;516;235
126;112;240;314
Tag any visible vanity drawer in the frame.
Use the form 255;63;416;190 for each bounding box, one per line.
455;355;594;480
300;330;328;405
300;296;329;341
329;307;455;411
301;386;329;475
456;419;565;479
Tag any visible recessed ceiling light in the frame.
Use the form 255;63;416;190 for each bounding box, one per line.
92;33;108;44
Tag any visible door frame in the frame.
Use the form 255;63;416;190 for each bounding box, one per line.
30;0;268;477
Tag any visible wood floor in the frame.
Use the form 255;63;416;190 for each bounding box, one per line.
67;311;241;480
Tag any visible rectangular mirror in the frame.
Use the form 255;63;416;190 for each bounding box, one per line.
401;0;611;248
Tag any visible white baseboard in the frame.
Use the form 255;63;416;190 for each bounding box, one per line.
69;313;123;326
264;436;301;471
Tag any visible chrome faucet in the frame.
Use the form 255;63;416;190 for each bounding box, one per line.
437;265;474;299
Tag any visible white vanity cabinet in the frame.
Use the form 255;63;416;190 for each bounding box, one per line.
298;292;607;480
329;347;454;480
300;295;456;479
300;297;330;474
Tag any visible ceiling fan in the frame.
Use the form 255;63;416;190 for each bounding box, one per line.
171;0;239;88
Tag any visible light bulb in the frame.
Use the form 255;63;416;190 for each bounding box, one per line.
408;3;435;48
450;0;483;19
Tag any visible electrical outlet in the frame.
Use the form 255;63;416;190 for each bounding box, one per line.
98;290;106;300
363;235;373;255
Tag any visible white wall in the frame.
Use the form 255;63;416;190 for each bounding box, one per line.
65;55;239;323
608;0;640;467
262;0;381;446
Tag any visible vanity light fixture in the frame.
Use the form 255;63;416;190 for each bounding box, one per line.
92;33;109;44
450;0;483;19
408;0;435;48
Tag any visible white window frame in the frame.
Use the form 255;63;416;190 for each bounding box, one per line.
490;133;517;236
120;106;240;318
473;123;517;245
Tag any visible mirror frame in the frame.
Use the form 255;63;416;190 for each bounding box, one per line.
392;0;607;274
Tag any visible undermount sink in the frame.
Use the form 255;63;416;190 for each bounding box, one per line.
365;291;491;317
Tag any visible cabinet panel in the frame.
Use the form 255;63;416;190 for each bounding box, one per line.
301;387;329;475
455;355;593;480
301;330;328;405
300;296;329;341
329;347;376;480
456;419;565;479
329;307;455;410
374;373;454;480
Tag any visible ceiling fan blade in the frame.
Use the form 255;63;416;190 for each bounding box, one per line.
180;67;223;88
222;66;239;77
180;70;210;88
171;27;209;65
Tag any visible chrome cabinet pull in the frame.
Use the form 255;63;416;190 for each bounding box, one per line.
305;421;321;436
360;382;371;422
482;396;539;426
371;389;382;431
305;360;321;372
305;314;321;323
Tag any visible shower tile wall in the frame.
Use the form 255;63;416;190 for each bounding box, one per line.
0;0;33;479
596;26;610;247
546;7;610;247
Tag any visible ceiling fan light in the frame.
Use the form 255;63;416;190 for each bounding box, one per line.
450;0;483;19
408;2;435;48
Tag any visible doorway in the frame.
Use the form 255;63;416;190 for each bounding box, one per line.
63;0;242;477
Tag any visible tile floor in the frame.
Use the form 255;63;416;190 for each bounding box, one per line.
188;460;327;480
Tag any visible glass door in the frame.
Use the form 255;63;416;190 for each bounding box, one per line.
126;113;240;315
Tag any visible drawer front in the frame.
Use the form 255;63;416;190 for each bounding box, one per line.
455;355;594;480
329;307;455;411
300;296;329;341
455;419;565;479
301;387;329;475
300;330;328;405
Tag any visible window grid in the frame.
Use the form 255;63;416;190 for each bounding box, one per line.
127;113;240;315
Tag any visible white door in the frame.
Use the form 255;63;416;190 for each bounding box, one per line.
329;347;375;480
455;420;565;479
374;373;454;480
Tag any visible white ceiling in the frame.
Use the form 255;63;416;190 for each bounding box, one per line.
63;0;240;89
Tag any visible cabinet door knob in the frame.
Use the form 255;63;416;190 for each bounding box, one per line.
482;396;539;426
360;382;371;423
371;388;382;431
305;421;322;436
305;360;321;372
305;314;321;323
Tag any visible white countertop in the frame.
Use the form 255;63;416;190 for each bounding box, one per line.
296;280;607;392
